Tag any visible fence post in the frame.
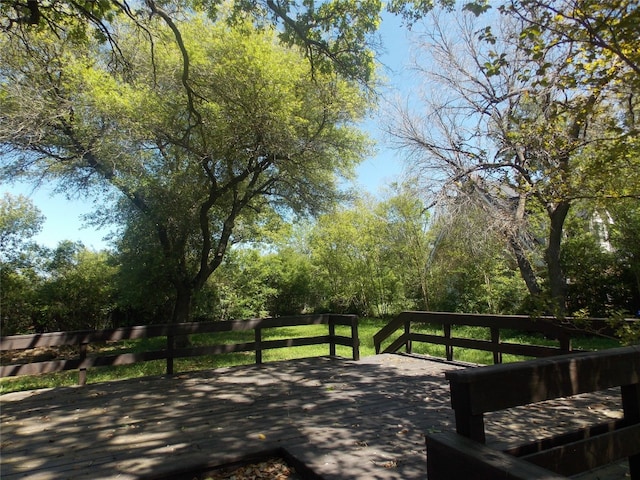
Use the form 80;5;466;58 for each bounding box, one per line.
404;319;412;354
350;316;360;361
78;341;88;386
166;330;175;375
329;317;336;357
255;327;263;364
490;327;502;364
444;323;453;361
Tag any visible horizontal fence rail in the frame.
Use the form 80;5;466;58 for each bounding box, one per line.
373;311;627;363
0;314;359;385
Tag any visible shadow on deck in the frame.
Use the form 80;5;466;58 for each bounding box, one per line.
0;354;628;479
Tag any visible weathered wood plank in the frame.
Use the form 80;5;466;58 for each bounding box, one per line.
1;315;360;383
446;346;640;415
522;424;640;476
504;419;627;457
1;354;629;480
426;431;566;480
0;314;358;352
436;346;640;480
409;333;572;358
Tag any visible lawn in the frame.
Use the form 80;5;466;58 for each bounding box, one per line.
0;318;621;394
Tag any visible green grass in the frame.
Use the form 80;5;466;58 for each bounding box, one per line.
0;318;621;394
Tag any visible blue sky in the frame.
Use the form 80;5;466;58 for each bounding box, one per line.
3;12;417;251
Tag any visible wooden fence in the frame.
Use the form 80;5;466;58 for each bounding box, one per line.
373;311;619;363
0;314;359;385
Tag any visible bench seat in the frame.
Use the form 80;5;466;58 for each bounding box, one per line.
426;345;640;479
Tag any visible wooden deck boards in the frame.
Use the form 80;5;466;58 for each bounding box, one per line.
0;354;630;479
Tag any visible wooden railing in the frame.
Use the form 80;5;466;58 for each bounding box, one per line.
426;345;640;479
373;311;607;363
0;314;359;385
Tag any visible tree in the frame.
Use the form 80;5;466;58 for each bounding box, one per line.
374;183;433;310
35;241;118;331
1;0;124;42
1;0;385;86
427;200;535;314
560;206;636;317
391;7;639;314
2;0;473;85
499;0;640;87
201;248;278;320
307;201;376;315
261;248;318;316
0;15;372;324
0;192;44;264
304;192;431;317
606;200;640;315
481;0;640;311
0;193;45;334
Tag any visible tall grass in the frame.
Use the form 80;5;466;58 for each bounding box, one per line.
0;318;620;394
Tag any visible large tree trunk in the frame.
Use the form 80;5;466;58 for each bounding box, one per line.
506;190;542;299
171;281;193;348
172;282;192;324
508;236;542;297
545;201;571;316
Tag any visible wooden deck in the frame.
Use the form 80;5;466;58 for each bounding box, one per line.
0;354;630;479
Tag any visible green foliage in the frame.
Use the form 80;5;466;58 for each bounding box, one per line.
1;0;119;43
307;202;374;315
561;209;635;317
306;195;412;316
387;0;455;26
374;185;433;311
0;266;40;335
486;0;640;216
290;186;530;317
500;0;640;91
2;0;384;84
1;236;118;334
0;193;44;264
0;194;45;334
426;206;529;314
263;0;383;81
112;211;175;325
34;242;118;331
205;249;278;320
0;195;119;334
608;200;640;301
0;13;372;324
261;248;318;316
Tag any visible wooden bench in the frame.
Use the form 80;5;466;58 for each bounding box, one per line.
426;345;640;479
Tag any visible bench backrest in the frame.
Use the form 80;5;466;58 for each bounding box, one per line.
442;345;640;478
445;345;640;442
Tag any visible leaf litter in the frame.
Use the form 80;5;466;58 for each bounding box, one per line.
194;457;302;480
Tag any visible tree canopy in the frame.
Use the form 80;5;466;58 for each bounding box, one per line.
0;0;385;83
0;192;44;264
0;12;372;323
391;1;639;314
1;0;638;333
